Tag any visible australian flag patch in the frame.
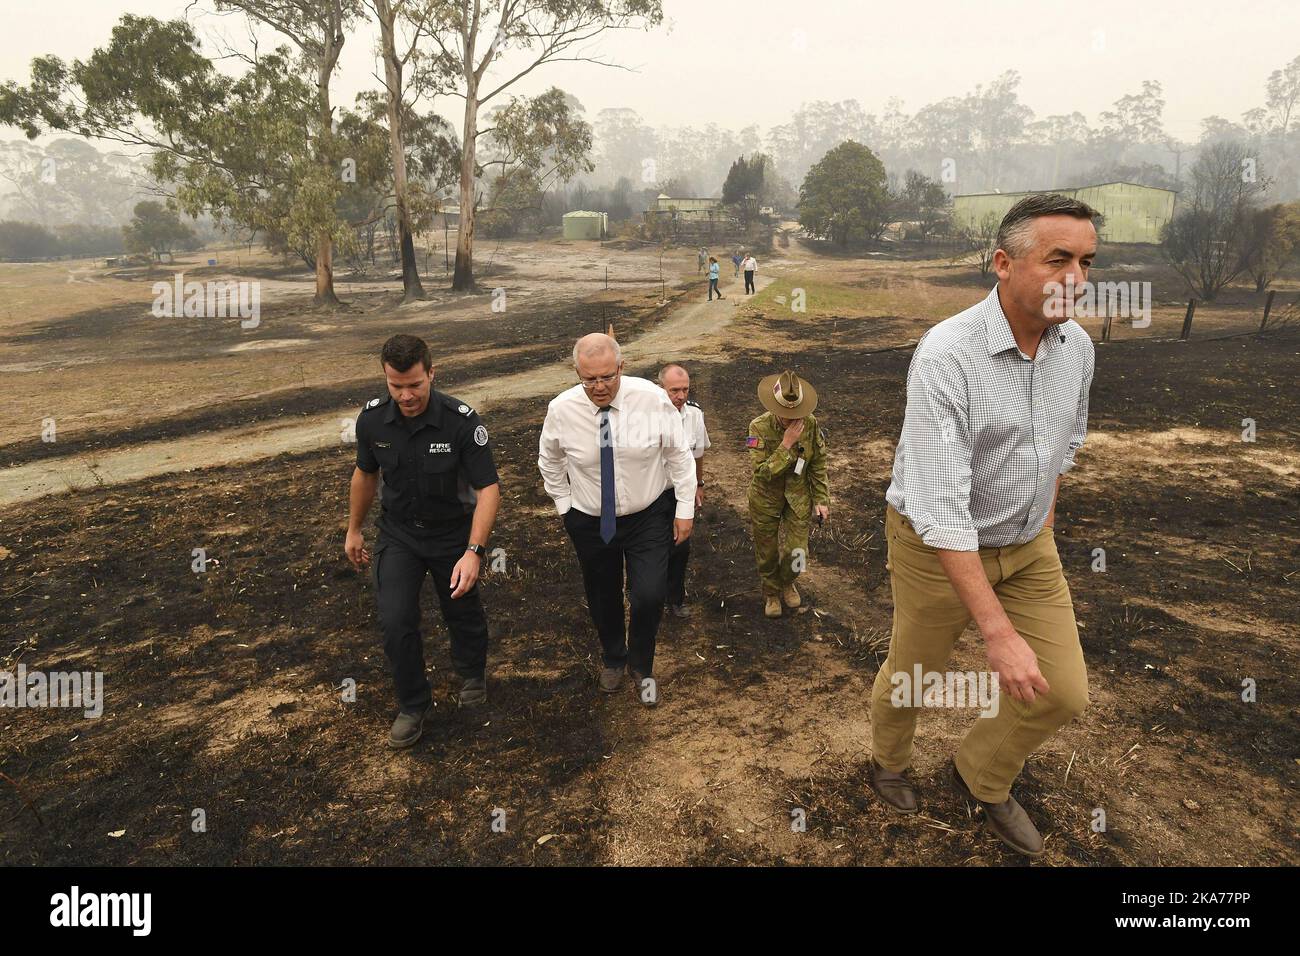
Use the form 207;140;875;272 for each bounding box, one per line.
745;436;762;448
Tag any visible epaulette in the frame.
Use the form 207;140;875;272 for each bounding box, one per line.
362;395;390;412
443;394;475;416
686;399;702;410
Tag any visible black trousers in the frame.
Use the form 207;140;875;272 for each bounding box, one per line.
373;517;489;713
564;489;674;676
667;538;690;606
744;269;755;294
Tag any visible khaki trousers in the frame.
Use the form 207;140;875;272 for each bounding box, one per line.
870;505;1088;802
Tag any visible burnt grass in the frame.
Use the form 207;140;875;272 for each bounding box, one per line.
1;318;1297;865
0;285;682;469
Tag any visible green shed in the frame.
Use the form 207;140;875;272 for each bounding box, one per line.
953;181;1177;245
562;210;608;240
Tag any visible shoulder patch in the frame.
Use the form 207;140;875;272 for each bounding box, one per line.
473;424;489;446
746;435;763;449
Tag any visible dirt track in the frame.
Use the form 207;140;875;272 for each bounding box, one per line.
0;268;768;507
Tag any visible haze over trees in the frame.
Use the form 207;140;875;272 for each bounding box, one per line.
1;18;1297;300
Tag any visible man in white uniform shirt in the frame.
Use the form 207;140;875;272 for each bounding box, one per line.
658;363;711;619
538;334;697;705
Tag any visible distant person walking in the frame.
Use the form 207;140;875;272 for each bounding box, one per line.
742;253;758;295
697;246;707;274
731;250;743;277
707;257;724;301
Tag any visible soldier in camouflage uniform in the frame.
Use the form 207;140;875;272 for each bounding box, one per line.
747;370;830;618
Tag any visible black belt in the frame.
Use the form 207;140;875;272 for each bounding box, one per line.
383;508;468;531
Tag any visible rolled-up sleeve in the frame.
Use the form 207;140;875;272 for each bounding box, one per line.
900;353;979;551
1060;340;1095;475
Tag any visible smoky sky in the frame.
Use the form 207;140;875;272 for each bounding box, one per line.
1;0;1295;143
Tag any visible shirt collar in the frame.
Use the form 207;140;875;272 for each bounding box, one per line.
385;391;443;428
984;284;1021;357
985;284;1063;359
584;379;623;413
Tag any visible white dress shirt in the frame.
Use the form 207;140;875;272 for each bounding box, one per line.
742;256;757;272
679;400;711;459
885;284;1094;551
539;375;697;520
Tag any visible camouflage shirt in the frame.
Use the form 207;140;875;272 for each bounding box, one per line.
746;411;830;517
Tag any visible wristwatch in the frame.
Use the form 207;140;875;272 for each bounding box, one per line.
466;543;486;558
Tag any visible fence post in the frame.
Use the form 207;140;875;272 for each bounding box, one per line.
1101;309;1113;343
1180;299;1197;341
1259;289;1276;332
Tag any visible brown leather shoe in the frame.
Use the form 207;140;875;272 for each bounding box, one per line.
598;665;624;693
869;759;918;814
781;582;801;608
950;758;1044;858
764;595;782;618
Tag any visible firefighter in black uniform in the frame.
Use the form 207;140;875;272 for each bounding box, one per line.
345;334;501;749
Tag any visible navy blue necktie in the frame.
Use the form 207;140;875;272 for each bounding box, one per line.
598;406;616;543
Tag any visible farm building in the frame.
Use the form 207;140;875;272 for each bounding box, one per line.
644;194;725;225
430;203;460;230
953;181;1177;245
561;210;608;240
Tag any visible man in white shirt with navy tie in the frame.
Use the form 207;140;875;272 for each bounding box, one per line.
538;334;697;705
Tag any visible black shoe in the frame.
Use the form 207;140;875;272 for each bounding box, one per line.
629;670;659;708
387;703;432;750
459;675;487;706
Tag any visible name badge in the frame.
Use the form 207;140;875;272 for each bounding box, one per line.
794;457;806;475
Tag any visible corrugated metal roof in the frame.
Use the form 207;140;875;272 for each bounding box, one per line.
955;180;1178;198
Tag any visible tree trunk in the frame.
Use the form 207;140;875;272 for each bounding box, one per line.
376;0;424;303
314;20;343;307
452;82;478;292
315;235;341;305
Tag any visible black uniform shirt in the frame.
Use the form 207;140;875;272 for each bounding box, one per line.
356;390;499;527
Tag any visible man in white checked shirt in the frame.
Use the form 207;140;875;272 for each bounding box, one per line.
538;334;697;706
869;193;1098;858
